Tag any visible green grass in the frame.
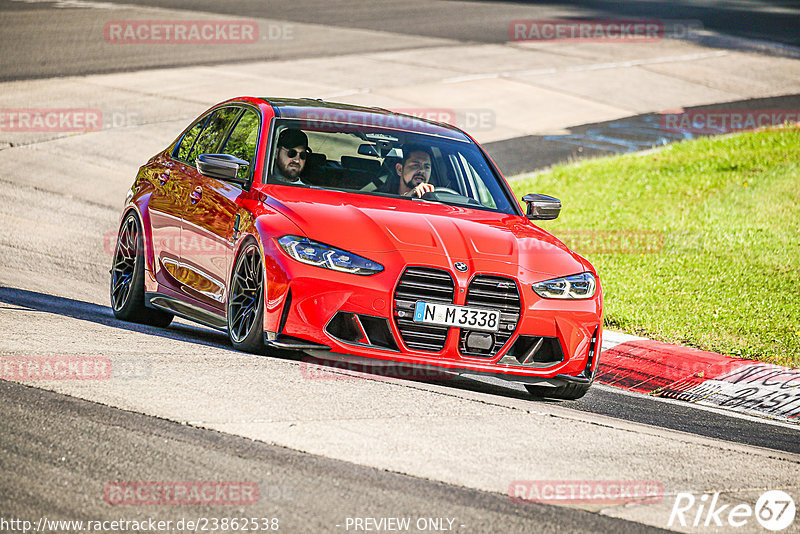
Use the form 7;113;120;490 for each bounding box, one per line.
511;126;800;368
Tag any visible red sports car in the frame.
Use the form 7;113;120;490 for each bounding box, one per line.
110;97;602;399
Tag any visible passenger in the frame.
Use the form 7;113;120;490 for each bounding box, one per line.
271;128;311;185
378;144;435;197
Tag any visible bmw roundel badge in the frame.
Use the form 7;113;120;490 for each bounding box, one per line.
454;262;468;272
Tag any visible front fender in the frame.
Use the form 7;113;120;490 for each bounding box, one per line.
227;208;304;335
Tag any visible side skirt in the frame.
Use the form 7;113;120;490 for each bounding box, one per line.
146;293;227;331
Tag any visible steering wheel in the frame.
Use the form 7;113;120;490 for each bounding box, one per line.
422;187;482;207
432;187;460;195
421;187;461;200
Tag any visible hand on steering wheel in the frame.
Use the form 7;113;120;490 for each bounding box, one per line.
405;183;435;198
421;186;460;200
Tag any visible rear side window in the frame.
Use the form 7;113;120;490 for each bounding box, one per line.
221;108;260;182
176;116;208;162
187;107;241;163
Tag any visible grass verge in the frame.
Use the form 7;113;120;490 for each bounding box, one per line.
511;126;800;368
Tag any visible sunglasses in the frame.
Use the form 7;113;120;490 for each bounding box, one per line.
283;147;310;160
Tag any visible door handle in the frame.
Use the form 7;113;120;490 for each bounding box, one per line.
231;213;241;242
159;170;170;185
190;186;202;204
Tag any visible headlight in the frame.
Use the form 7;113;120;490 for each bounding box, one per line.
532;272;596;299
277;235;384;276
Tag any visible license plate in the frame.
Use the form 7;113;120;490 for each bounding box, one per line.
413;301;500;332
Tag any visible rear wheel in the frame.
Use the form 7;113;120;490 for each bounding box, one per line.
110;213;173;327
525;381;591;400
227;241;267;353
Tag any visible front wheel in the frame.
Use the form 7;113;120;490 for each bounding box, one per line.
525;381;591;400
227;241;267;353
110;213;173;327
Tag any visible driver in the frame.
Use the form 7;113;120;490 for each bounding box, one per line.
271;128;311;185
379;144;435;197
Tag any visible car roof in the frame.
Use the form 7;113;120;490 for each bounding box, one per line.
258;97;471;142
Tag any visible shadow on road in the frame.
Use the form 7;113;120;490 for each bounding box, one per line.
0;285;238;352
0;285;543;402
498;0;800;47
4;285;798;453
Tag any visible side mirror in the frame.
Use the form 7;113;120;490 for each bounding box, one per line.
196;154;250;188
522;193;561;220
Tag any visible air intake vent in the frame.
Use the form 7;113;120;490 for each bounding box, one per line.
498;336;564;367
459;275;521;358
583;327;599;378
393;267;455;352
325;311;399;351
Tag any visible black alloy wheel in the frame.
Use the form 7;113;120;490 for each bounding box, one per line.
110;213;173;327
227;241;267;352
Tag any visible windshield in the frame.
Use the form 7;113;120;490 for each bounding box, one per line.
267;119;518;215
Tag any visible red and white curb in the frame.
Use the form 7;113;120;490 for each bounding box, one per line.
597;331;800;424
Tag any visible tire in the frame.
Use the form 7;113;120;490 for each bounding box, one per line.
525;381;591;400
110;212;174;327
227;240;267;353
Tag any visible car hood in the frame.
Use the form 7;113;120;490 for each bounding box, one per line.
263;186;587;281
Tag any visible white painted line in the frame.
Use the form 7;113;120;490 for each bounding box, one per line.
442;73;500;84
601;329;646;352
323;88;372;99
540;51;730;75
442;51;730;85
10;0;153;9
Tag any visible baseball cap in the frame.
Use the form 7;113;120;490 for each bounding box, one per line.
278;128;309;150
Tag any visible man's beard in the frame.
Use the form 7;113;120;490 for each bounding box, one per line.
282;162;302;178
405;173;426;189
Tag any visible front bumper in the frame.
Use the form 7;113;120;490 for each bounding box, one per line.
263;243;602;382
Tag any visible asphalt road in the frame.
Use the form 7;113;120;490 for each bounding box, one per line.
129;0;800;47
1;380;671;534
1;0;798;81
2;284;799;457
1;283;799;533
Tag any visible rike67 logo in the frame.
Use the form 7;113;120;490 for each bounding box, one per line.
669;490;795;531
